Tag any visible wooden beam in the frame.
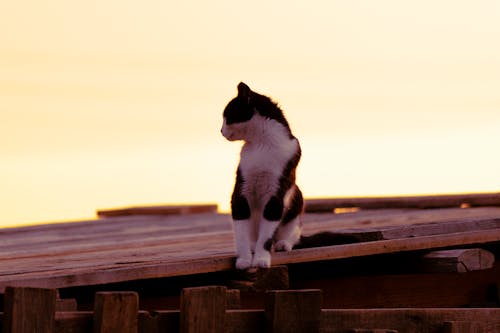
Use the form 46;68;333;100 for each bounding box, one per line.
305;193;500;212
93;292;138;333
274;229;500;266
265;289;322;333
180;286;226;333
419;248;495;273
3;287;57;333
97;204;218;218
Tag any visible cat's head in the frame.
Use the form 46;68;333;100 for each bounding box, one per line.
221;82;255;141
221;82;292;142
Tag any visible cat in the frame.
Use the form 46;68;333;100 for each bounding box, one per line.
221;82;304;269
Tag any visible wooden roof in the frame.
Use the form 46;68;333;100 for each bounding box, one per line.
1;193;500;292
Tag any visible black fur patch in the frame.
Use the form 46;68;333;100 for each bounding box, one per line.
263;238;273;252
223;96;254;125
223;82;293;138
263;196;283;221
232;196;250;220
231;169;250;220
250;93;292;136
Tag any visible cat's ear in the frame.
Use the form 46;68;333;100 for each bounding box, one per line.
237;82;251;100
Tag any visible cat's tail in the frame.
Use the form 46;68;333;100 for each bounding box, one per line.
293;232;362;250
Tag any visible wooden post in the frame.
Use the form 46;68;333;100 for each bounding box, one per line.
93;291;138;333
265;289;322;333
3;287;57;333
180;286;226;333
226;289;241;309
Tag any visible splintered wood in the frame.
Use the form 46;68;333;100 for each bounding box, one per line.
0;193;499;291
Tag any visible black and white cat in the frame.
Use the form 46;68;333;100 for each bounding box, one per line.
221;82;303;269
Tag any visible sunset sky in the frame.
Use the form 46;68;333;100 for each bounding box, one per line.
1;1;499;227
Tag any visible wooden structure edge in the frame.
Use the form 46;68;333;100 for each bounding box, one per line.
305;192;500;212
2;228;499;292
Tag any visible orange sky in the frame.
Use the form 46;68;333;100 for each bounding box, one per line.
1;1;499;227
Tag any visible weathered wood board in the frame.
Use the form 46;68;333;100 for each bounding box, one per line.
0;202;499;292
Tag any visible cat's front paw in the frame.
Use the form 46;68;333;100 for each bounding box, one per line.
252;252;271;268
235;256;252;270
274;240;293;252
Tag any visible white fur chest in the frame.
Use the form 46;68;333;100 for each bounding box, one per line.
239;138;298;205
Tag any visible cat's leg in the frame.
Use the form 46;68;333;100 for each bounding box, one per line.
232;195;253;270
275;186;304;251
252;196;283;268
233;220;253;269
274;217;302;251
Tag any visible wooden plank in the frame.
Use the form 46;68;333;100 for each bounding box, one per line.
225;310;265;333
294;262;500;309
180;286;226;333
97;204;218;218
349;328;398;333
273;229;500;266
0;212;229;246
3;287;57;333
1;228;500;292
0;230;235;275
303;207;500;235
380;217;500;240
226;289;241;309
0;208;497;259
0;207;499;292
56;298;78;311
419;248;495;273
93;292;139;333
2;210;498;274
320;308;500;333
138;310;179;333
443;321;482;333
305;192;500;212
51;308;500;333
55;312;93;333
265;289;322;333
